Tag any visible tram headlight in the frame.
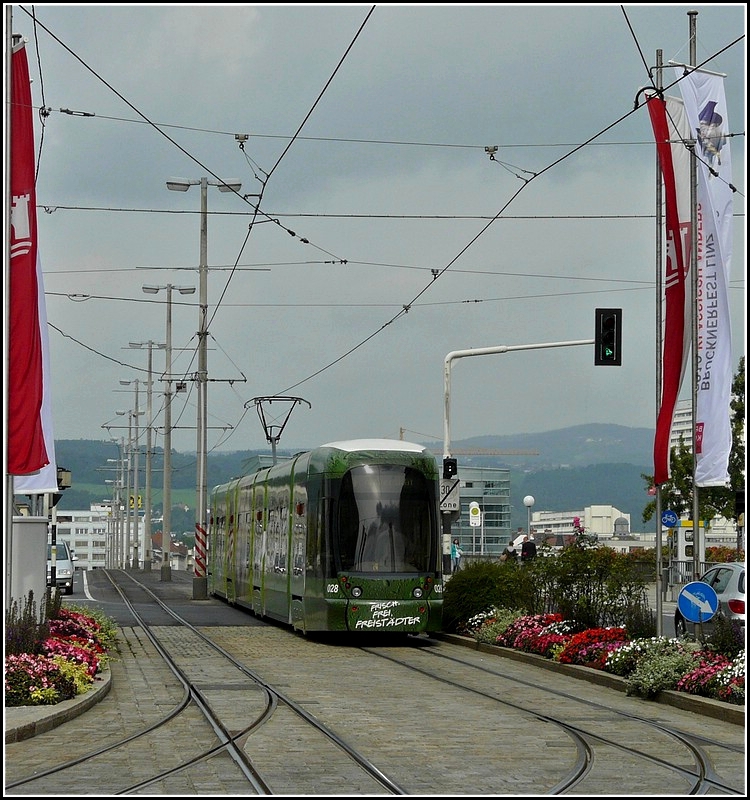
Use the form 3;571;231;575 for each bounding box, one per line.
412;587;424;599
351;586;363;598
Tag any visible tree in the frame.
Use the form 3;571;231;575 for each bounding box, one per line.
641;357;745;524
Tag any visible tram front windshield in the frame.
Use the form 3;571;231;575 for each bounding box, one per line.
337;464;434;573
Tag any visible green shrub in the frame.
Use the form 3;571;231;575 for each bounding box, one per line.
626;644;697;698
444;546;654;636
605;636;691;677
705;614;744;660
443;561;507;631
45;587;63;620
5;590;49;656
619;599;657;640
474;608;526;644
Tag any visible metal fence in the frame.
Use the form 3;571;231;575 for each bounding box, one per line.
666;559;722;586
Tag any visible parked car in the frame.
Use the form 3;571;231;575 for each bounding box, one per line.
46;540;77;595
674;561;745;637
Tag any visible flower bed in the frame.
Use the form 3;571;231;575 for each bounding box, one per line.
5;605;117;708
462;609;744;705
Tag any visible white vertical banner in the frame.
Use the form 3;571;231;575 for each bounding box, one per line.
675;68;734;486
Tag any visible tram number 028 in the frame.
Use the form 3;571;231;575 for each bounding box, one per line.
327;583;340;593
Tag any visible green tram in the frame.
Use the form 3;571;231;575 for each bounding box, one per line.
208;439;443;633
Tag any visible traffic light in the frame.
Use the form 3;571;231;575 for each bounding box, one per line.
594;308;622;366
443;457;458;479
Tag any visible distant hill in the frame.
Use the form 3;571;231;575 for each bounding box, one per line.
39;424;656;532
424;423;654;470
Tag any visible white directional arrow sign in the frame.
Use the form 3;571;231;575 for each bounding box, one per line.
682;587;716;616
677;581;719;624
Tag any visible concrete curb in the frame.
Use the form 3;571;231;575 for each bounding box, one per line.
4;668;112;744
433;633;745;726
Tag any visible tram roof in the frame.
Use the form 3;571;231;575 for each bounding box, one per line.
321;438;427;454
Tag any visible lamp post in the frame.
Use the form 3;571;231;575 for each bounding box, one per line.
166;176;241;599
104;437;126;567
104;476;123;569
143;283;195;580
104;451;122;568
129;340;165;571
523;495;535;542
101;435;126;567
104;478;115;568
116;409;134;569
119;380;143;568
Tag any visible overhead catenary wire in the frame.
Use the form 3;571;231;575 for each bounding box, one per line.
17;4;745;452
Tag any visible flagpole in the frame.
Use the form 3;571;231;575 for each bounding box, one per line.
688;9;701;581
654;48;664;635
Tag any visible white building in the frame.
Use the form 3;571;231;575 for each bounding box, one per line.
54;504;198;572
55;503;144;571
531;504;631;543
670;398;693;450
530;503;739;560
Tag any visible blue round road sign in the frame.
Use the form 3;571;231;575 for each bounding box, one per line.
661;509;679;528
677;581;719;624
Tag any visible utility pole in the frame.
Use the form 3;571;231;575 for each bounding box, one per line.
143;283;195;580
165;176;251;598
196;177;209;598
130;340;165;571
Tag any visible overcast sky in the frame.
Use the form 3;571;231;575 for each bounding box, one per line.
6;4;746;460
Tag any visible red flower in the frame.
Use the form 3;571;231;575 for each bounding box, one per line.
557;627;628;666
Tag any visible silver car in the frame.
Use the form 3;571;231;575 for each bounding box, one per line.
46;540;77;595
674;561;745;637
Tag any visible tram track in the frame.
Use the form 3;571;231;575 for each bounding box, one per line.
361;642;745;794
5;569;745;796
6;570;408;796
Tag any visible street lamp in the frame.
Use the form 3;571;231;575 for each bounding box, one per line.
523;495;535;542
102;437;126;567
115;409;135;569
119;380;143;569
166;176;242;599
143;283;195;580
129;340;165;571
104;475;123;569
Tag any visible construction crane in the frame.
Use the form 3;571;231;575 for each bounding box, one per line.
398;428;538;457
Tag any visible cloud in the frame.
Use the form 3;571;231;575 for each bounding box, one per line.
9;4;745;458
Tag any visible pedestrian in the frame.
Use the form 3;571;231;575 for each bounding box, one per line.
500;538;519;564
520;535;537;562
451;538;463;572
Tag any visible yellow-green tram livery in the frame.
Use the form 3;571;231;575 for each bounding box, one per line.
208;439;443;633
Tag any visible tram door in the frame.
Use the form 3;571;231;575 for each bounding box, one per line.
225;511;237;604
251;482;266;615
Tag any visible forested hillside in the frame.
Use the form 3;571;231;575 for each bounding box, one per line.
40;425;655;532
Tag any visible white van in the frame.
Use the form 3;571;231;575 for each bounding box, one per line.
47;540;77;595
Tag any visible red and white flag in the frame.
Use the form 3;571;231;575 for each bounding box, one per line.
9;41;58;492
675;68;733;487
648;94;692;486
